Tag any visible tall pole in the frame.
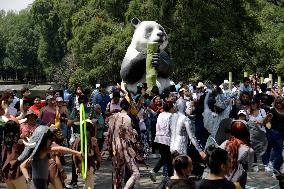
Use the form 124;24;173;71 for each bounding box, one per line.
260;77;264;84
269;74;273;89
278;75;282;94
229;72;232;91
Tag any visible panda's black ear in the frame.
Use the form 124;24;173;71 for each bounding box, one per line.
131;18;141;28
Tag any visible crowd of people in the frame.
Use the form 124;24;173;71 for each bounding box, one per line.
0;76;283;189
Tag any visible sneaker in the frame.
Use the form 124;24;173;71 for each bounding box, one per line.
149;170;156;182
65;182;78;189
265;165;272;172
252;165;259;172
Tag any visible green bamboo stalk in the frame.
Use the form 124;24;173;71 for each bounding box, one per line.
146;42;159;94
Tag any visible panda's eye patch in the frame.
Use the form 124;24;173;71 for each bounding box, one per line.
146;27;153;34
159;26;165;33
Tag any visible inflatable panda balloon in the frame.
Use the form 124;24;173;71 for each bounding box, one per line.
120;18;173;93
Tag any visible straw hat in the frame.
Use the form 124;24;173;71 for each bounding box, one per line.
196;82;205;89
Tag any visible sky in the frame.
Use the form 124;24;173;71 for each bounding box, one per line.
0;0;35;12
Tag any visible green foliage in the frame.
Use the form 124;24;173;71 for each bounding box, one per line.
0;0;283;85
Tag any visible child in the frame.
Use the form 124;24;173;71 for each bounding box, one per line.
1;120;26;189
72;120;102;189
199;146;241;189
18;125;82;189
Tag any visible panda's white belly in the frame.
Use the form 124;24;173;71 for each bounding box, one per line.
122;44;172;93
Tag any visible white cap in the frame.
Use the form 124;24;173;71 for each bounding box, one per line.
263;78;271;84
238;110;247;116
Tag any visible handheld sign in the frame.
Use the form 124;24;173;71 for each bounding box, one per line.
80;103;88;180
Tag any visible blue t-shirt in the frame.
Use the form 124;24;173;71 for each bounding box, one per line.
92;92;111;113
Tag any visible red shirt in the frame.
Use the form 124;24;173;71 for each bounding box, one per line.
28;105;42;116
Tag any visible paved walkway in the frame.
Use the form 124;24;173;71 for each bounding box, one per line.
0;155;280;189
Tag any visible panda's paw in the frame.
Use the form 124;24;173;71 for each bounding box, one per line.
152;53;159;68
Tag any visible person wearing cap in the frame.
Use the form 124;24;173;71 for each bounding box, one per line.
237;110;248;121
29;97;43;117
39;96;57;126
20;110;39;139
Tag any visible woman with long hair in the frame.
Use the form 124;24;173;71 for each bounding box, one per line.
247;98;267;171
19;126;82;189
263;96;284;174
0;90;16;168
220;120;254;188
0;89;14;118
39;96;57;126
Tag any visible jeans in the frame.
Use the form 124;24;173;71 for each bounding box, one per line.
60;122;68;138
153;143;173;176
262;130;273;165
268;129;284;172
